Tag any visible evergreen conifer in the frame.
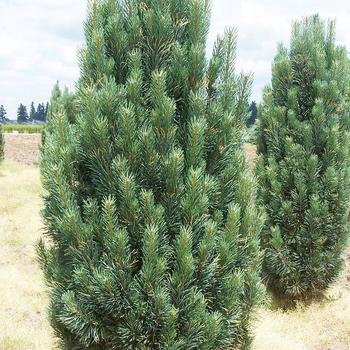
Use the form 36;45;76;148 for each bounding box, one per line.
17;103;29;123
0;105;7;122
256;15;350;301
30;102;36;121
39;1;263;348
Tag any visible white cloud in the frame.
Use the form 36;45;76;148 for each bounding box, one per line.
0;0;350;118
0;0;85;118
210;0;350;101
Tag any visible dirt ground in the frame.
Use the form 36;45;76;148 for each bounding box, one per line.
4;133;41;165
245;142;258;165
3;133;259;167
0;161;53;349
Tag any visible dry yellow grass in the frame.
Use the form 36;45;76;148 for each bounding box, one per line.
0;160;54;349
1;159;350;350
252;284;350;350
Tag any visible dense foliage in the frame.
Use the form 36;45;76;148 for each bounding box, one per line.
46;82;76;125
43;82;76;144
256;15;350;301
39;0;263;349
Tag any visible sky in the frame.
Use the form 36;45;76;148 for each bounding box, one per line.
0;0;350;119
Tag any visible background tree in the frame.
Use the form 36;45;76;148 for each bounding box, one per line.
29;102;36;121
46;82;76;125
0;105;7;122
34;103;47;122
42;82;77;144
246;101;257;127
39;0;263;349
17;103;29;123
256;15;350;302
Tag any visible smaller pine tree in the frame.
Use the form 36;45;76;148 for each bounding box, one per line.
256;15;350;302
35;103;46;122
246;101;257;127
29;102;36;121
46;82;76;125
0;105;7;122
43;82;76;143
17;103;29;123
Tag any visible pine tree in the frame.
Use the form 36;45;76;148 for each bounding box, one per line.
256;15;350;302
39;1;263;348
30;102;36;121
17;103;29;123
46;82;76;125
0;105;7;122
43;82;77;144
246;101;257;127
35;103;46;122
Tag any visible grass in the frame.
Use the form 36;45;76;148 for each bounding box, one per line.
2;124;44;134
253;286;350;349
0;158;349;349
0;160;54;349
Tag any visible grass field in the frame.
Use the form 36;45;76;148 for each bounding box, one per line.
0;155;350;349
2;124;44;134
0;160;54;349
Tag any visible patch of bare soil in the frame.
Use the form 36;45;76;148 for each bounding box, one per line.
245;143;257;165
3;133;258;169
4;133;41;166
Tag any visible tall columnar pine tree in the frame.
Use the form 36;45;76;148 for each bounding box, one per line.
256;15;350;302
39;1;264;348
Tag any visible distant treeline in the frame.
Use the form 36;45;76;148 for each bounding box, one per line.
0;102;48;124
17;102;48;123
1;100;257;125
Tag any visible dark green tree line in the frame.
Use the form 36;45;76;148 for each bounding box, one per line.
17;102;48;123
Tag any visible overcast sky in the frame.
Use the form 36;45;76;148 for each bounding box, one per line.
0;1;350;118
